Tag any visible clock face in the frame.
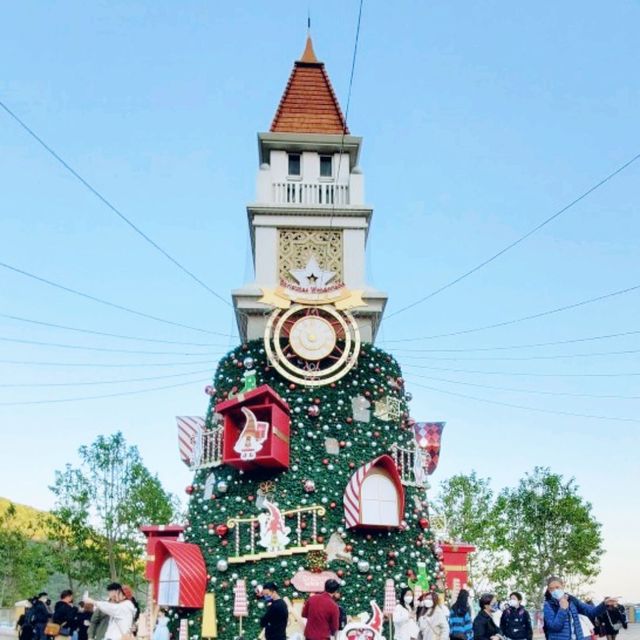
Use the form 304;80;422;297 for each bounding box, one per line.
289;315;337;361
264;304;361;387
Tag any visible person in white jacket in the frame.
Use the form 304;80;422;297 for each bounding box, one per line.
85;584;136;640
417;595;450;640
394;588;420;640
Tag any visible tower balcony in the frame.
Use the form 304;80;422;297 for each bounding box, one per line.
271;180;349;206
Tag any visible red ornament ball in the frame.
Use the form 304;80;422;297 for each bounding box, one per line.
337;569;344;578
215;524;229;537
322;458;329;465
289;383;296;390
419;518;430;529
366;574;373;582
330;502;337;509
346;417;353;424
185;485;194;495
204;385;215;396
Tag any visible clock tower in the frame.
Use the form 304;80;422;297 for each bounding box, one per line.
233;35;387;361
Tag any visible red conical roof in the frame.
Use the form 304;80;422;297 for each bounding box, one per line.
270;36;349;135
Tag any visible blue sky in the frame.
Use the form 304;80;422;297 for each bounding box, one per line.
1;1;638;600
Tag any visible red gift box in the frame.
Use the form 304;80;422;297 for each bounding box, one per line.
216;384;290;471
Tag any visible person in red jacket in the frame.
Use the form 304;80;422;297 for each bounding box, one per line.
302;579;341;640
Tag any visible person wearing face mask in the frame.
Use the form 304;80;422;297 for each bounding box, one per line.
500;593;532;640
543;576;608;640
473;594;502;640
417;594;449;640
259;582;288;640
394;588;420;640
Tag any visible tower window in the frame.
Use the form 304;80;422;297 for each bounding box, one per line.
320;155;333;177
288;153;301;176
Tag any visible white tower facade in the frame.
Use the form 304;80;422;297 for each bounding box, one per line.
233;37;387;342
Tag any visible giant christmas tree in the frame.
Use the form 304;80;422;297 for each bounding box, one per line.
157;36;447;640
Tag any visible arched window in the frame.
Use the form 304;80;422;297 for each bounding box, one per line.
360;469;400;526
158;557;180;606
344;454;405;529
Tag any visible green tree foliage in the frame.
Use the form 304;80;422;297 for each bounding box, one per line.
49;432;178;587
0;503;53;606
493;466;603;605
435;472;501;592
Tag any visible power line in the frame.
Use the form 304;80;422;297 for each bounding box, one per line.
0;100;232;308
401;362;640;377
0;377;210;407
387;328;640;353
406;371;640;400
397;346;640;362
0;368;213;388
322;0;364;268
385;151;640;320
0;335;225;357
383;282;640;343
0;312;236;345
0;260;229;336
0;358;214;368
405;378;640;423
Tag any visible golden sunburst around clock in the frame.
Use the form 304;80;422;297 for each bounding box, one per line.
264;304;361;386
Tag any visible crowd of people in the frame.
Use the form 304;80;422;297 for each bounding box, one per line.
15;583;162;640
18;576;628;640
258;576;628;640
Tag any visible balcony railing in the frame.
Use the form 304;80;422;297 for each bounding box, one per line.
272;181;350;206
390;443;430;488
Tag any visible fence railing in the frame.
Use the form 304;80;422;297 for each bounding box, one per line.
272;181;349;206
226;505;326;564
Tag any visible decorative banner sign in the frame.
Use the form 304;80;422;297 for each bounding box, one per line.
290;570;340;593
412;422;446;475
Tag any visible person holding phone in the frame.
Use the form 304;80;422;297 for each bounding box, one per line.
543;576;608;640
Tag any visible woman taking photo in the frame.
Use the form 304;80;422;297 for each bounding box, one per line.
473;594;501;640
417;594;450;640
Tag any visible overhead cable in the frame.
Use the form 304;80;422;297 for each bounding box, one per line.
0;260;228;336
406;378;640;423
0;312;236;345
0;368;213;388
0;377;210;406
384;282;640;343
0;100;232;308
385;151;640;319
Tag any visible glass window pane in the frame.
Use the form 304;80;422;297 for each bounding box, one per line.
320;155;332;177
288;154;301;176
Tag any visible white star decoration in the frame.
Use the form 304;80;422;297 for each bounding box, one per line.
290;256;335;287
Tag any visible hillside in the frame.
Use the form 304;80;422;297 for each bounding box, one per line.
0;497;49;538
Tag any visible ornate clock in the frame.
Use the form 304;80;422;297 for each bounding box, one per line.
264;304;361;387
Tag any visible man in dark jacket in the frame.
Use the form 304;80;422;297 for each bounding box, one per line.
302;579;341;640
473;594;501;640
52;590;77;636
501;592;533;640
31;593;51;640
259;582;288;640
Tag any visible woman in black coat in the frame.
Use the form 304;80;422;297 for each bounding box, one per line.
596;600;627;640
473;594;502;640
